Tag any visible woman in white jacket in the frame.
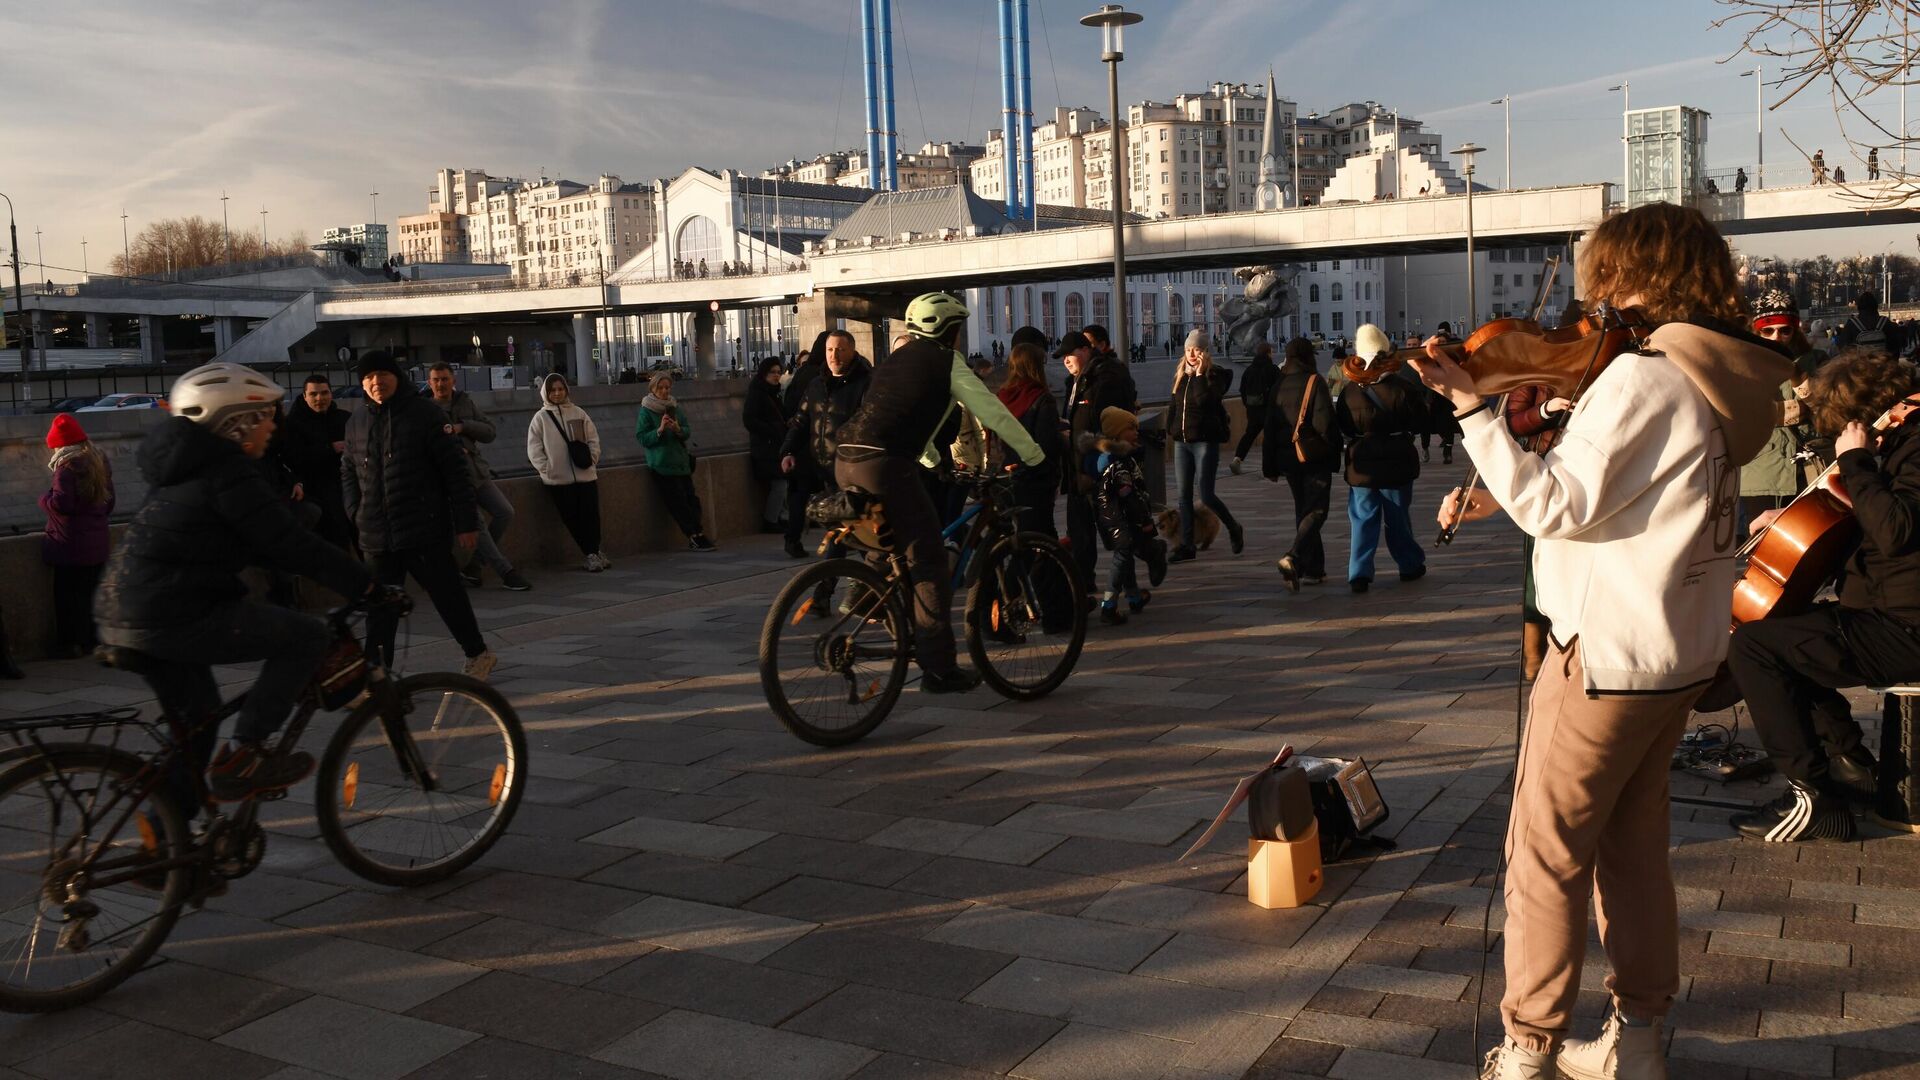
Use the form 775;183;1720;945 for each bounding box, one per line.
527;373;610;572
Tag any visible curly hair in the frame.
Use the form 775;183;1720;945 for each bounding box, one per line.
1804;348;1919;436
1577;202;1745;326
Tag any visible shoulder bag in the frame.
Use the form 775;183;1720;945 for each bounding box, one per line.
548;410;594;470
1291;375;1332;464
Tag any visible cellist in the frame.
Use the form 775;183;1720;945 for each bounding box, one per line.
1726;348;1920;843
1409;203;1789;1080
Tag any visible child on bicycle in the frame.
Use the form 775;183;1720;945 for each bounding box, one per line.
1079;407;1168;626
94;362;388;804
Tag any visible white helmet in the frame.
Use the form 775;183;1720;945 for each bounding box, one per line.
170;362;283;440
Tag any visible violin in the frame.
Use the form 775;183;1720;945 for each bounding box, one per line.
1341;350;1405;386
1694;395;1920;711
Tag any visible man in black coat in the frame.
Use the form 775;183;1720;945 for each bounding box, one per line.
1334;325;1427;593
1230;341;1278;474
95;361;380;802
1057;329;1138;594
340;351;493;676
779;330;865;557
1264;337;1343;590
274;373;354;547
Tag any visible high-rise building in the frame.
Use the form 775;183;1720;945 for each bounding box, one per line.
418;168;656;281
393;212;467;264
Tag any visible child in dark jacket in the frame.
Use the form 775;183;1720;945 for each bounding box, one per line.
1078;407;1167;625
40;413;115;656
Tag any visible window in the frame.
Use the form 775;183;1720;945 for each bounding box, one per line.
1331;259;1340;270
1093;292;1110;324
1331;283;1343;302
1042;291;1057;337
1064;291;1084;327
1332;311;1344;332
1310;312;1322;332
985;288;997;333
1363;282;1372;300
1309;284;1320;302
1160;149;1168;163
1493;274;1504;287
1161;193;1169;206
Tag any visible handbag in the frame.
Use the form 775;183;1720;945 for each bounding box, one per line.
547;410;594;471
1291;375;1332;464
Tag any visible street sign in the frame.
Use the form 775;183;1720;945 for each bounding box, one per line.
337;347;351;361
470;334;481;349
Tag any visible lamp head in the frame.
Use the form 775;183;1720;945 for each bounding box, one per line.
1080;4;1143;61
1451;142;1485;176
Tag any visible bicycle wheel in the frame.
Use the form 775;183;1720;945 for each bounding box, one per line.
0;744;189;1012
760;557;910;746
314;672;526;887
966;532;1088;701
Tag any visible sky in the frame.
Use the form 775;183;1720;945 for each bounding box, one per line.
5;0;1917;282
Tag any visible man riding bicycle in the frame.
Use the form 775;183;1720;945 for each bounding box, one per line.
833;291;1047;693
93;362;389;803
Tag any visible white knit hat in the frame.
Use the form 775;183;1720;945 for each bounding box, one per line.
1354;324;1392;364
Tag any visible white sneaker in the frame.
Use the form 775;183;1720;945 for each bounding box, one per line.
1557;1012;1666;1080
461;651;498;681
593;552;613;570
585;553;603;573
1479;1039;1552;1080
1229;456;1244;475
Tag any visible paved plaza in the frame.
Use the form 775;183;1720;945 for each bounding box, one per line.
2;459;1918;1080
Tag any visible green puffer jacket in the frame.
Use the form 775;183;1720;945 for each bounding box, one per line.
635;394;695;476
1739;380;1801;498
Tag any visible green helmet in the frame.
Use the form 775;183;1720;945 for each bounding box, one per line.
903;291;969;340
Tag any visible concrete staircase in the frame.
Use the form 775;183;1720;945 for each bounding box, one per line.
212;290;317;366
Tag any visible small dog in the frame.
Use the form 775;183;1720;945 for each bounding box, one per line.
1155;506;1220;550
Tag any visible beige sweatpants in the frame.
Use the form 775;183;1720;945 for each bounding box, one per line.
1501;641;1699;1052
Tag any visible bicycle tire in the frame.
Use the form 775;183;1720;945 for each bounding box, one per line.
760;557;910;746
313;672;526;887
0;744;190;1013
966;531;1088;701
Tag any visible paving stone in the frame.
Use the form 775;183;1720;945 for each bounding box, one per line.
595;894;817;962
1706;930;1850;968
1328;962;1472;1001
1282;1009;1436;1057
742;875;972;936
847;1053;1001;1080
396;1036;659;1080
966;957;1248;1041
437;870;648;932
764;926;1015;999
581;814;776;858
785;983;1064;1074
245;934;487;1012
585;850;792;905
589;947;840;1025
216;996;480;1080
94;961;308;1040
1668;1028;1836;1077
894;856;1113;916
1843;991;1920;1023
1758;1009;1920;1054
420;915;658;986
714;798;900;842
406;969;660;1055
1324;1046;1474;1079
594;1010;876;1080
18;1018;285;1080
273;891;491;952
731;833;939;887
1007;1023;1187;1080
997;802;1199;845
927;904;1171;973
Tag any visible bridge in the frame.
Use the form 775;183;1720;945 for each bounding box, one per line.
8;177;1919;383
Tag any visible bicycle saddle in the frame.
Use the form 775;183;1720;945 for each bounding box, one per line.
95;645;171;677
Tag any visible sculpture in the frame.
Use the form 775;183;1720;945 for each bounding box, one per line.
1222;265;1298;357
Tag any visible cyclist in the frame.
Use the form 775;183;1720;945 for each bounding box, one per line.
93;362;388;803
833;292;1047;693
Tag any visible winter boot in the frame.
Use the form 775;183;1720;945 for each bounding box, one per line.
1478;1039;1552;1079
1556;1011;1667;1080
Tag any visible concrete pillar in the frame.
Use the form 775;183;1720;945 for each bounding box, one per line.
210;316;247;355
137;315;164;366
85;314;110;349
30;310;49;370
570;313;597;387
692;311;718;378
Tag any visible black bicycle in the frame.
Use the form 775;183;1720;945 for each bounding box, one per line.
760;470;1087;746
0;596;527;1013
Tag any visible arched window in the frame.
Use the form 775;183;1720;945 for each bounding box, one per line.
1309;284;1320;303
1363;281;1373;301
1331;283;1344;302
1191;296;1208;328
675;215;724;269
1064;291;1085;327
1024;286;1035;327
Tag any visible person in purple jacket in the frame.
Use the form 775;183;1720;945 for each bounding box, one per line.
40;413;116;657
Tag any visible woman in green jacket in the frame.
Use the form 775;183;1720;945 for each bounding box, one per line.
635;373;716;551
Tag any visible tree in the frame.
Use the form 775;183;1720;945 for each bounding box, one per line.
106;215;311;278
1714;1;1920;199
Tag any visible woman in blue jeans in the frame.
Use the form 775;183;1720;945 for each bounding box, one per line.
1333;325;1427;592
1166;330;1243;561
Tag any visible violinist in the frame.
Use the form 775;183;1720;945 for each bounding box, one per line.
1336;324;1427;593
1409;202;1791;1080
1726;348;1920;844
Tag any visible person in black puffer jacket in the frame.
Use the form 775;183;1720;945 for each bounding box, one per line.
274;372;353;548
1166;329;1243;560
779;330;871;558
1058;329;1139;595
744;356;790;534
95;362;381;803
1334;325;1427;592
340;351;492;675
1263;337;1343;591
1231;341;1279;474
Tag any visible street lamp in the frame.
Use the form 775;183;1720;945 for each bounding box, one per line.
0;192;25;375
1453;142;1484;327
1608;81;1630;204
221;191;232;269
1740;67;1764;189
1080;3;1143;364
1490;95;1511;188
81;238;88;276
1161;281;1174;355
120;209;129;276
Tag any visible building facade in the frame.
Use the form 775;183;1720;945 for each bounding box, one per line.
318;223;389;266
393;212;467;264
418;168;656;282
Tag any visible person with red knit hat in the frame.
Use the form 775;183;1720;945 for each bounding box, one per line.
40;413;116;657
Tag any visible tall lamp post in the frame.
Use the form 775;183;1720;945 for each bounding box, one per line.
1081;3;1143;364
0;192;25;375
221;191;232;269
1453;143;1484;328
1608;81;1630;204
120;210;130;276
1739;67;1764;189
1490;95;1511;188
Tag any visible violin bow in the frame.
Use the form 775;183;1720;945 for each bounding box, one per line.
1435;257;1566;546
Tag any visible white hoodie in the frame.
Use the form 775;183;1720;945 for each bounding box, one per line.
1457;322;1789;693
527;375;602;485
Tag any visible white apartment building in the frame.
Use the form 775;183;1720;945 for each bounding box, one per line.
393;211;466;264
418;168;656;282
773;143;985;192
318;223;388;266
971;107;1106;208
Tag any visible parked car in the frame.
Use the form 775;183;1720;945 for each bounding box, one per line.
75;393;168;412
39;396;105;414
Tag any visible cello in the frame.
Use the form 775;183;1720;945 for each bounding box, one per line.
1693;395;1920;710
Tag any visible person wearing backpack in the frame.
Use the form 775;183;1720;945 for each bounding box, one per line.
1838;291;1905;357
1264;337;1342;592
1229;341;1279;475
1335;324;1427;593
